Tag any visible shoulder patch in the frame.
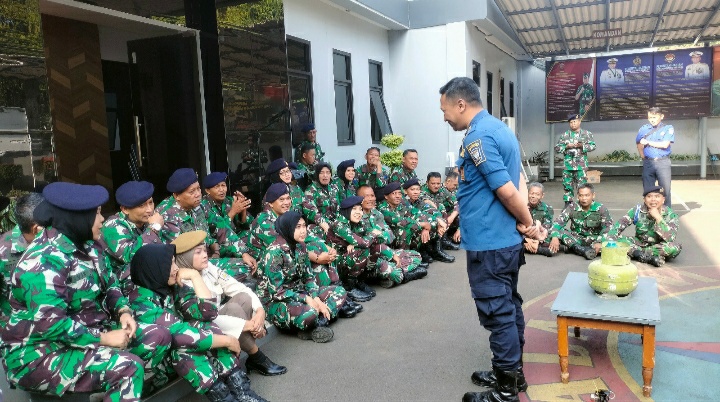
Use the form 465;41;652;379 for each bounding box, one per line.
465;139;486;166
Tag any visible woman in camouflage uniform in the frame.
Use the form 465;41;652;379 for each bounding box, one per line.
256;212;349;343
265;158;304;213
332;159;357;202
302;162;340;238
129;244;265;402
1;183;171;401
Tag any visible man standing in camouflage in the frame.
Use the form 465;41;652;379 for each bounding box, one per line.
357;146;390;189
604;185;681;267
389;149;419;187
102;181;164;293
548;184;612;260
294;123;325;164
555;114;596;205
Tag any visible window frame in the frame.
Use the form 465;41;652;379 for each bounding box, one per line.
509;81;515;117
333;49;355;145
369;59;392;144
486;71;493;115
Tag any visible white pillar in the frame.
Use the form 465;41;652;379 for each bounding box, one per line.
700;117;707;179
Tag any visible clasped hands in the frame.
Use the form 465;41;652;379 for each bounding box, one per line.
516;220;547;241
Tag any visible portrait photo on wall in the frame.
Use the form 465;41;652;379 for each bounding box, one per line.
545;58;596;122
653;47;711;119
596;53;652;120
712;47;720;115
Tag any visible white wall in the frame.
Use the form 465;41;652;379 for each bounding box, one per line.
284;0;391;168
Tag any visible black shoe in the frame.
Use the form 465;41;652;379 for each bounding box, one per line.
535;246;554;257
246;350;287;376
206;381;236;402
463;368;522;402
346;287;372;302
355;281;376;297
558;244;568;253
402;267;428;283
630;249;664;267
418;261;430;269
345;299;363;313
420;249;434;264
430;239;456;263
338;302;357;318
570;244;596;260
471;366;528;392
441;235;460;250
223;368;268;402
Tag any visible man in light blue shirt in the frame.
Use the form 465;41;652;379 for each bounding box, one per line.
439;77;544;402
636;107;674;207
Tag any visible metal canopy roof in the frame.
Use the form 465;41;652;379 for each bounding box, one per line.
494;0;720;58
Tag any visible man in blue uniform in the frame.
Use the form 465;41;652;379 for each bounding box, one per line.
439;77;543;402
636;107;674;207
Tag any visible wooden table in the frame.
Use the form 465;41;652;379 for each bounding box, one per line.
550;272;661;397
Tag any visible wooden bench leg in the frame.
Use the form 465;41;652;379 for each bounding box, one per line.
641;325;656;397
574;326;580;337
558;316;570;383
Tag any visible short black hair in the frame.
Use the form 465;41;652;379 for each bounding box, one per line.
445;171;459;180
578;183;595;193
439;77;482;106
403;149;418;157
300;143;315;154
427;172;442;181
366;146;381;155
648;107;663;114
14;192;44;234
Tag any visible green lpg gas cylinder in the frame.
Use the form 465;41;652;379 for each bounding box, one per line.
587;241;638;296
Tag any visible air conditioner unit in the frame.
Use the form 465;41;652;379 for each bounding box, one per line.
501;117;516;134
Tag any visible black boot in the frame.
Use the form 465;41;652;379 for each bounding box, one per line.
345;299;363;313
344;279;372;302
418;261;430;269
463;368;521;402
535;246;554;257
311;315;334;343
224;367;268;402
245;349;287;376
430;239;456;263
570;244;596;260
355;281;376;297
338;301;357;318
559;244;568;253
441;235;460;250
420;244;434;264
631;249;664;267
402;267;428;283
206;380;236;402
471;366;528;392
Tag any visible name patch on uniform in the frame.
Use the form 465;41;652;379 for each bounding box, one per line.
465;139;486;166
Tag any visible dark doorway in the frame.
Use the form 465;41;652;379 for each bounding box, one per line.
103;60;135;192
127;33;206;199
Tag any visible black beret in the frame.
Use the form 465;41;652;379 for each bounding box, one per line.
384;182;401;195
340;195;364;209
43;182;108;211
265;182;289;203
288;162;299;170
403;178;420;190
567;113;581;122
116;181;154;208
0;196;10;212
167;168;198;193
202;172;227;189
265;158;289;176
643;185;664;197
301;123;315;132
314;162;332;176
336;159;355;174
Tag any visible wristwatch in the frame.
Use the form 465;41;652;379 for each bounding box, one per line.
149;223;162;232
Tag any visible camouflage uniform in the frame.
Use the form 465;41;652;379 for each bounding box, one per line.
551;201;612;248
305;235;342;286
201;194;253;239
157;196;251;282
554;129;596;202
0;201;14;234
256;239;346;330
407;197;443;242
302;180;340;238
1;228;171;400
247;209;280;260
377;199;424;250
332;177;358;203
294;141;325;163
356;164;390;189
529;201;554;230
575;83;595;116
296;162;314;178
0;226;30;323
364;209;423;277
289;183;305;213
421;184;459;216
101;212;163;294
128;283;239;394
326;214;403;285
388;167;417;188
604;204;682;258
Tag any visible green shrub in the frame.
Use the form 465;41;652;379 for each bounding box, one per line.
380;134;405;168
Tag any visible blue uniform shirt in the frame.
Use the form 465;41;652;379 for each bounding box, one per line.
456;110;522;252
635;123;674;159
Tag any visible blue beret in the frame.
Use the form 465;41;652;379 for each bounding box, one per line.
202;172;227;189
384;182;401;196
167;168;198;193
643;185;664;197
340;195;364;210
336;159;355;174
288;162;298;170
301;123;315;133
116;181;154;207
43;182;108;211
265;183;289;203
265;158;289;176
567;113;581;121
403;178;420;189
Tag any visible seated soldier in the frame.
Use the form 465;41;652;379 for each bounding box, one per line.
172;231;287;376
2;183;171;399
404;178;454;263
256;212;349;343
129;244;265;402
201;172;253;239
604;185;681;267
0;196;11;233
378;182;433;264
523;182;556;257
293;123;325;164
265;158;304;212
302;162;340;238
548;183;613;260
102;181;164;294
389;149;419;186
443;171;461;243
296;143;317;176
356;147;390;189
422;171;460;251
0;192;44;325
333;159;357;202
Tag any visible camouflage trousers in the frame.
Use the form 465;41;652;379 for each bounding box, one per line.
561;169;587;202
171;346;238;394
557;230;601;249
617;236;682;259
212;257;251;282
394;249;423;275
391;225;439;251
266;285;347;331
338;243;403;285
5;322;170;401
307;236;341;287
